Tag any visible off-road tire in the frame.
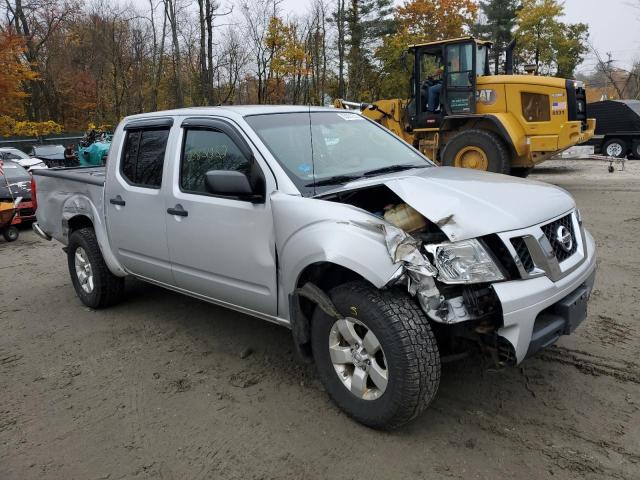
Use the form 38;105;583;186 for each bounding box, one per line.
67;227;124;309
311;281;440;430
602;138;627;158
3;226;19;242
441;129;511;174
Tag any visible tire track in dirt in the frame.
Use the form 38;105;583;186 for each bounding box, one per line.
432;403;633;479
536;346;640;384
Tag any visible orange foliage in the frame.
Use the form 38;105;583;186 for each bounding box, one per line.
396;0;478;43
0;32;38;118
0;32;62;136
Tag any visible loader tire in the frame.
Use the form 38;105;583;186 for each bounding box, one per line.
67;227;124;309
311;281;440;430
442;129;511;174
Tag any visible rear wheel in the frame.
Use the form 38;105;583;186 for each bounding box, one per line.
67;228;124;309
311;281;440;430
441;129;511;174
602;138;627;158
3;226;19;242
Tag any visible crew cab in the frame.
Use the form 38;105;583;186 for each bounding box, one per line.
32;106;597;429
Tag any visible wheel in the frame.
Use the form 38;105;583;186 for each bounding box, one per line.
67;227;124;309
511;167;533;178
441;129;511;174
632;142;640;159
602;138;627;158
311;281;440;429
3;226;19;242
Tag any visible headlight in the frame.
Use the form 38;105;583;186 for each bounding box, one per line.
426;239;505;284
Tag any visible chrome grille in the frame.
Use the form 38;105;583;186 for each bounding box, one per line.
541;214;577;263
510;237;534;273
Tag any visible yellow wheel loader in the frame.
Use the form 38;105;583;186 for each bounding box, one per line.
335;37;596;176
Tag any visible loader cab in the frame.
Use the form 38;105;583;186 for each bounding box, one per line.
409;37;491;130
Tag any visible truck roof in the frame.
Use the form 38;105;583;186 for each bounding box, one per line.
123;105;337;123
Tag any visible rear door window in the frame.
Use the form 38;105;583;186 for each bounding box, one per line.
121;128;170;188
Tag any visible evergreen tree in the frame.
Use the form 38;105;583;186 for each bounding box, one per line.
476;0;519;74
345;0;394;100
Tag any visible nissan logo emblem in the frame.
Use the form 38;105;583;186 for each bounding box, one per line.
556;225;573;252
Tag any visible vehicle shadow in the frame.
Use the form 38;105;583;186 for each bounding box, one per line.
117;278;544;436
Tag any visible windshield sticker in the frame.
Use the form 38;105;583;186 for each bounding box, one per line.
297;163;313;175
336;113;363;121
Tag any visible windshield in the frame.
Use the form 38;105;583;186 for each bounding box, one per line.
477;44;488;76
34;145;64;155
245;111;431;195
1;161;29;180
1;149;29;160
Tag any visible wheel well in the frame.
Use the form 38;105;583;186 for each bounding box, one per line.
67;215;94;234
291;262;368;360
441;117;515;157
296;262;365;320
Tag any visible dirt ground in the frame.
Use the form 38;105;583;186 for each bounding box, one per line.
1;158;639;480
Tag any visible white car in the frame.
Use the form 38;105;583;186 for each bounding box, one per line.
0;147;48;172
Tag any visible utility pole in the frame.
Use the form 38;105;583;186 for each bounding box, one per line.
602;52;614;100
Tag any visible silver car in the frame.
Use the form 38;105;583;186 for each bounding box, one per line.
32;106;597;429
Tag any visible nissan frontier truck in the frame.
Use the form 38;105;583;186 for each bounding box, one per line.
32;106;597;429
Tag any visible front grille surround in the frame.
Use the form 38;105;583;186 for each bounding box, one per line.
495;210;586;282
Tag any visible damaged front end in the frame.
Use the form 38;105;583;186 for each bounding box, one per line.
379;217;513;366
297;183;520;366
381;222;503;326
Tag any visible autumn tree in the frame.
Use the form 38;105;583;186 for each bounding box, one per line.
515;0;588;77
375;0;477;98
0;32;61;136
264;16;307;102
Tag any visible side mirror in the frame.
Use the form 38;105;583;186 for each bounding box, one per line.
204;170;263;202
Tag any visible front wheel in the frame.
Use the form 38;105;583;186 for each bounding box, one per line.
3;226;19;242
311;281;440;429
67;228;124;309
441;129;511;174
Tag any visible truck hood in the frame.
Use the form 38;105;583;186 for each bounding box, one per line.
326;167;575;241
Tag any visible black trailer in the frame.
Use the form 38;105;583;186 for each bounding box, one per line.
582;100;640;158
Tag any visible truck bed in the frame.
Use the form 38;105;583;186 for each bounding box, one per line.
32;166;107;245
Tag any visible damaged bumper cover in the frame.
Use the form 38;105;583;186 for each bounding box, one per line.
494;229;597;364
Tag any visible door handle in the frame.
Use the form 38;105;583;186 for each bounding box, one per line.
110;195;126;206
167;204;188;217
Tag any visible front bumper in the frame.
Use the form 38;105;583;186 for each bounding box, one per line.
492;228;597;364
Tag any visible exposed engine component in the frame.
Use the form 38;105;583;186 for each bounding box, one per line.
462;287;501;319
383;203;427;232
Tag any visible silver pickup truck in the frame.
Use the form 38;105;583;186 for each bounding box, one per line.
33;106;597;429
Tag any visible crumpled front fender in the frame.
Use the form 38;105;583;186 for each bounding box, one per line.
272;193;402;319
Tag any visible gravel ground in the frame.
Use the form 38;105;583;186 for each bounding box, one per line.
1;158;639;480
